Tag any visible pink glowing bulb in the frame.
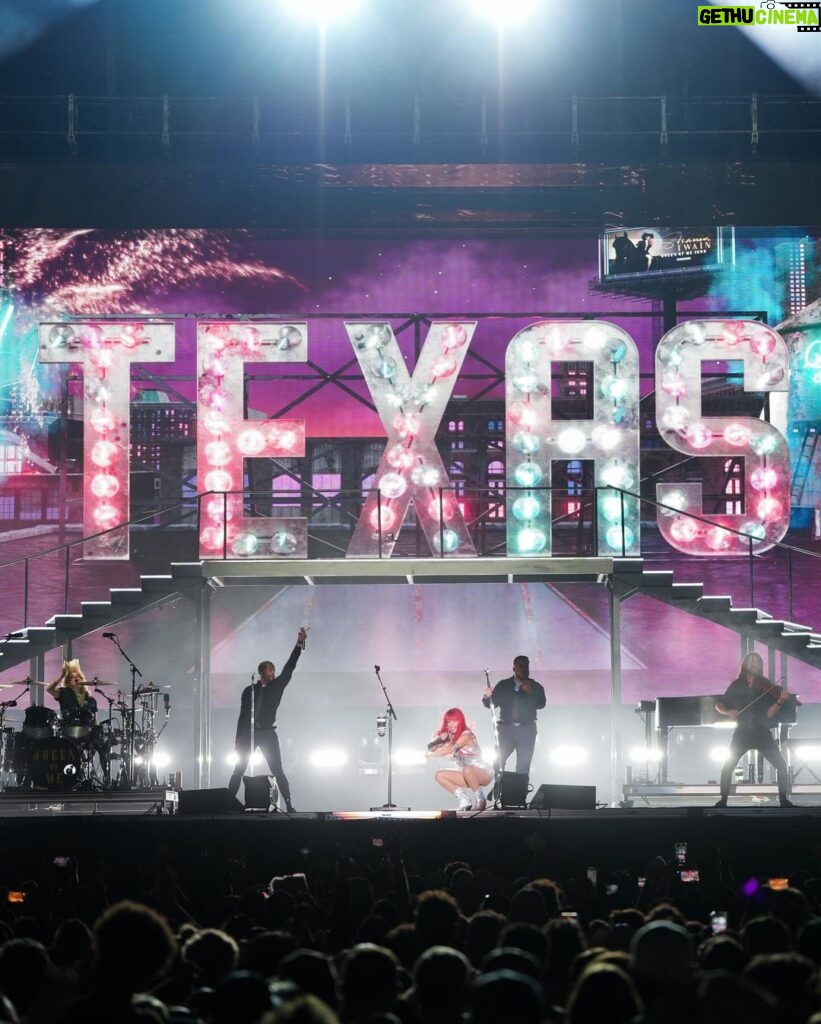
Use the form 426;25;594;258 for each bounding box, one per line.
720;322;745;347
80;325;105;349
369;505;397;532
205;440;231;467
92;504;120;529
119;323;145;349
90;473;120;499
723;423;752;448
90;440;118;468
202;411;229;436
442;324;468;350
507;402;538;429
237;429;267;455
670;517;699;544
750;333;776;359
89;347;114;370
684;423;713;450
660;372;687;398
199;526;226;552
750;467;778;491
428;498;456;523
431;353;458;379
204;469;232;492
204;497;234;522
90;407;116;434
386;444;415;470
706;526;733;551
235;325;262;354
271;427;299;452
393;413;420;439
199;384;226;411
757;496;784;523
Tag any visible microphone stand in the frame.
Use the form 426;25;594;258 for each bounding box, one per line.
484;668;502;808
105;634;143;788
92;684;116;789
370;665;408;811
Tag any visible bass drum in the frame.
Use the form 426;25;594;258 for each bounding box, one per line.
29;738;80;790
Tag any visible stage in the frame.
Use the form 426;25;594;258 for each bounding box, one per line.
1;789;821;886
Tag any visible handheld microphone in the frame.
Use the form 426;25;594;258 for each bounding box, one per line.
1;699;17;708
102;632;117;639
163;693;170;717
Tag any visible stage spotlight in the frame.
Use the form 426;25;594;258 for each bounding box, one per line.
549;745;587;767
225;750;264;767
309;747;348;768
281;0;361;24
709;746;730;763
151;752;171;769
795;746;821;762
629;747;662;764
469;0;540;28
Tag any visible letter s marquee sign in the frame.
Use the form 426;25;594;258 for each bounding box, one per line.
38;317;792;561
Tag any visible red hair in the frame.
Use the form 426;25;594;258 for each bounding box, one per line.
435;707;469;742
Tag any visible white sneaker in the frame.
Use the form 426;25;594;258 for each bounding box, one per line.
455;787;472;810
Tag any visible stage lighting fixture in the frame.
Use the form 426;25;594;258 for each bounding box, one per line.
151;752;172;769
281;0;361;23
394;748;426;768
469;0;540;27
709;746;730;763
549;745;587;767
309;748;348;769
794;746;821;762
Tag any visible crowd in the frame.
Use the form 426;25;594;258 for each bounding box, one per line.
3;837;821;1024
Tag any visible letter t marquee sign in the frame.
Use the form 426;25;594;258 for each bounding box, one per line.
345;321;478;558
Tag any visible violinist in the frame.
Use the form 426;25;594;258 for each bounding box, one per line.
714;652;794;808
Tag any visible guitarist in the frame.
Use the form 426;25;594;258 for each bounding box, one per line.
714;652;794;808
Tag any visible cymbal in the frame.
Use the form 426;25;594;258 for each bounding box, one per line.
88;680;118;686
1;678;45;686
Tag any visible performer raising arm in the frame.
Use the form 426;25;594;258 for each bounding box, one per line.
47;659;98;730
714;651;794;809
427;707;492;811
228;626;307;812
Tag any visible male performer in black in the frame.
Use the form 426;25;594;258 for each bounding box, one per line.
228;625;307;811
482;654;546;782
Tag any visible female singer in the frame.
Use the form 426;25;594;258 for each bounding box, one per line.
714;652;793;808
426;707;492;811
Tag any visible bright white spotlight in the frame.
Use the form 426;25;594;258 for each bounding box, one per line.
709;746;730;763
469;0;540;27
309;747;348;768
629;747;663;763
281;0;360;23
549;745;587;767
152;752;171;769
795;746;821;762
394;748;427;767
226;751;239;766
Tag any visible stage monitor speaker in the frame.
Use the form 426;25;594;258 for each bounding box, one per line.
529;784;596;811
178;788;243;816
499;771;529;808
243;775;276;811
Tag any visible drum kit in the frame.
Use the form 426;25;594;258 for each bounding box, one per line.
0;677;170;793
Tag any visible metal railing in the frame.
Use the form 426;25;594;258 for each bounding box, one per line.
0;485;817;634
0;93;819;159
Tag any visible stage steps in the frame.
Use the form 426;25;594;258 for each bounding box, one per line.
0;562;204;672
612;557;821;669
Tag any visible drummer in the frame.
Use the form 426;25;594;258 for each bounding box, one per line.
47;659;98;733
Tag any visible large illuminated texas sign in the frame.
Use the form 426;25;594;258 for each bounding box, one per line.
38;318;791;561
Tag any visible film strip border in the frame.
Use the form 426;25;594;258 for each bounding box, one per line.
782;1;821;31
